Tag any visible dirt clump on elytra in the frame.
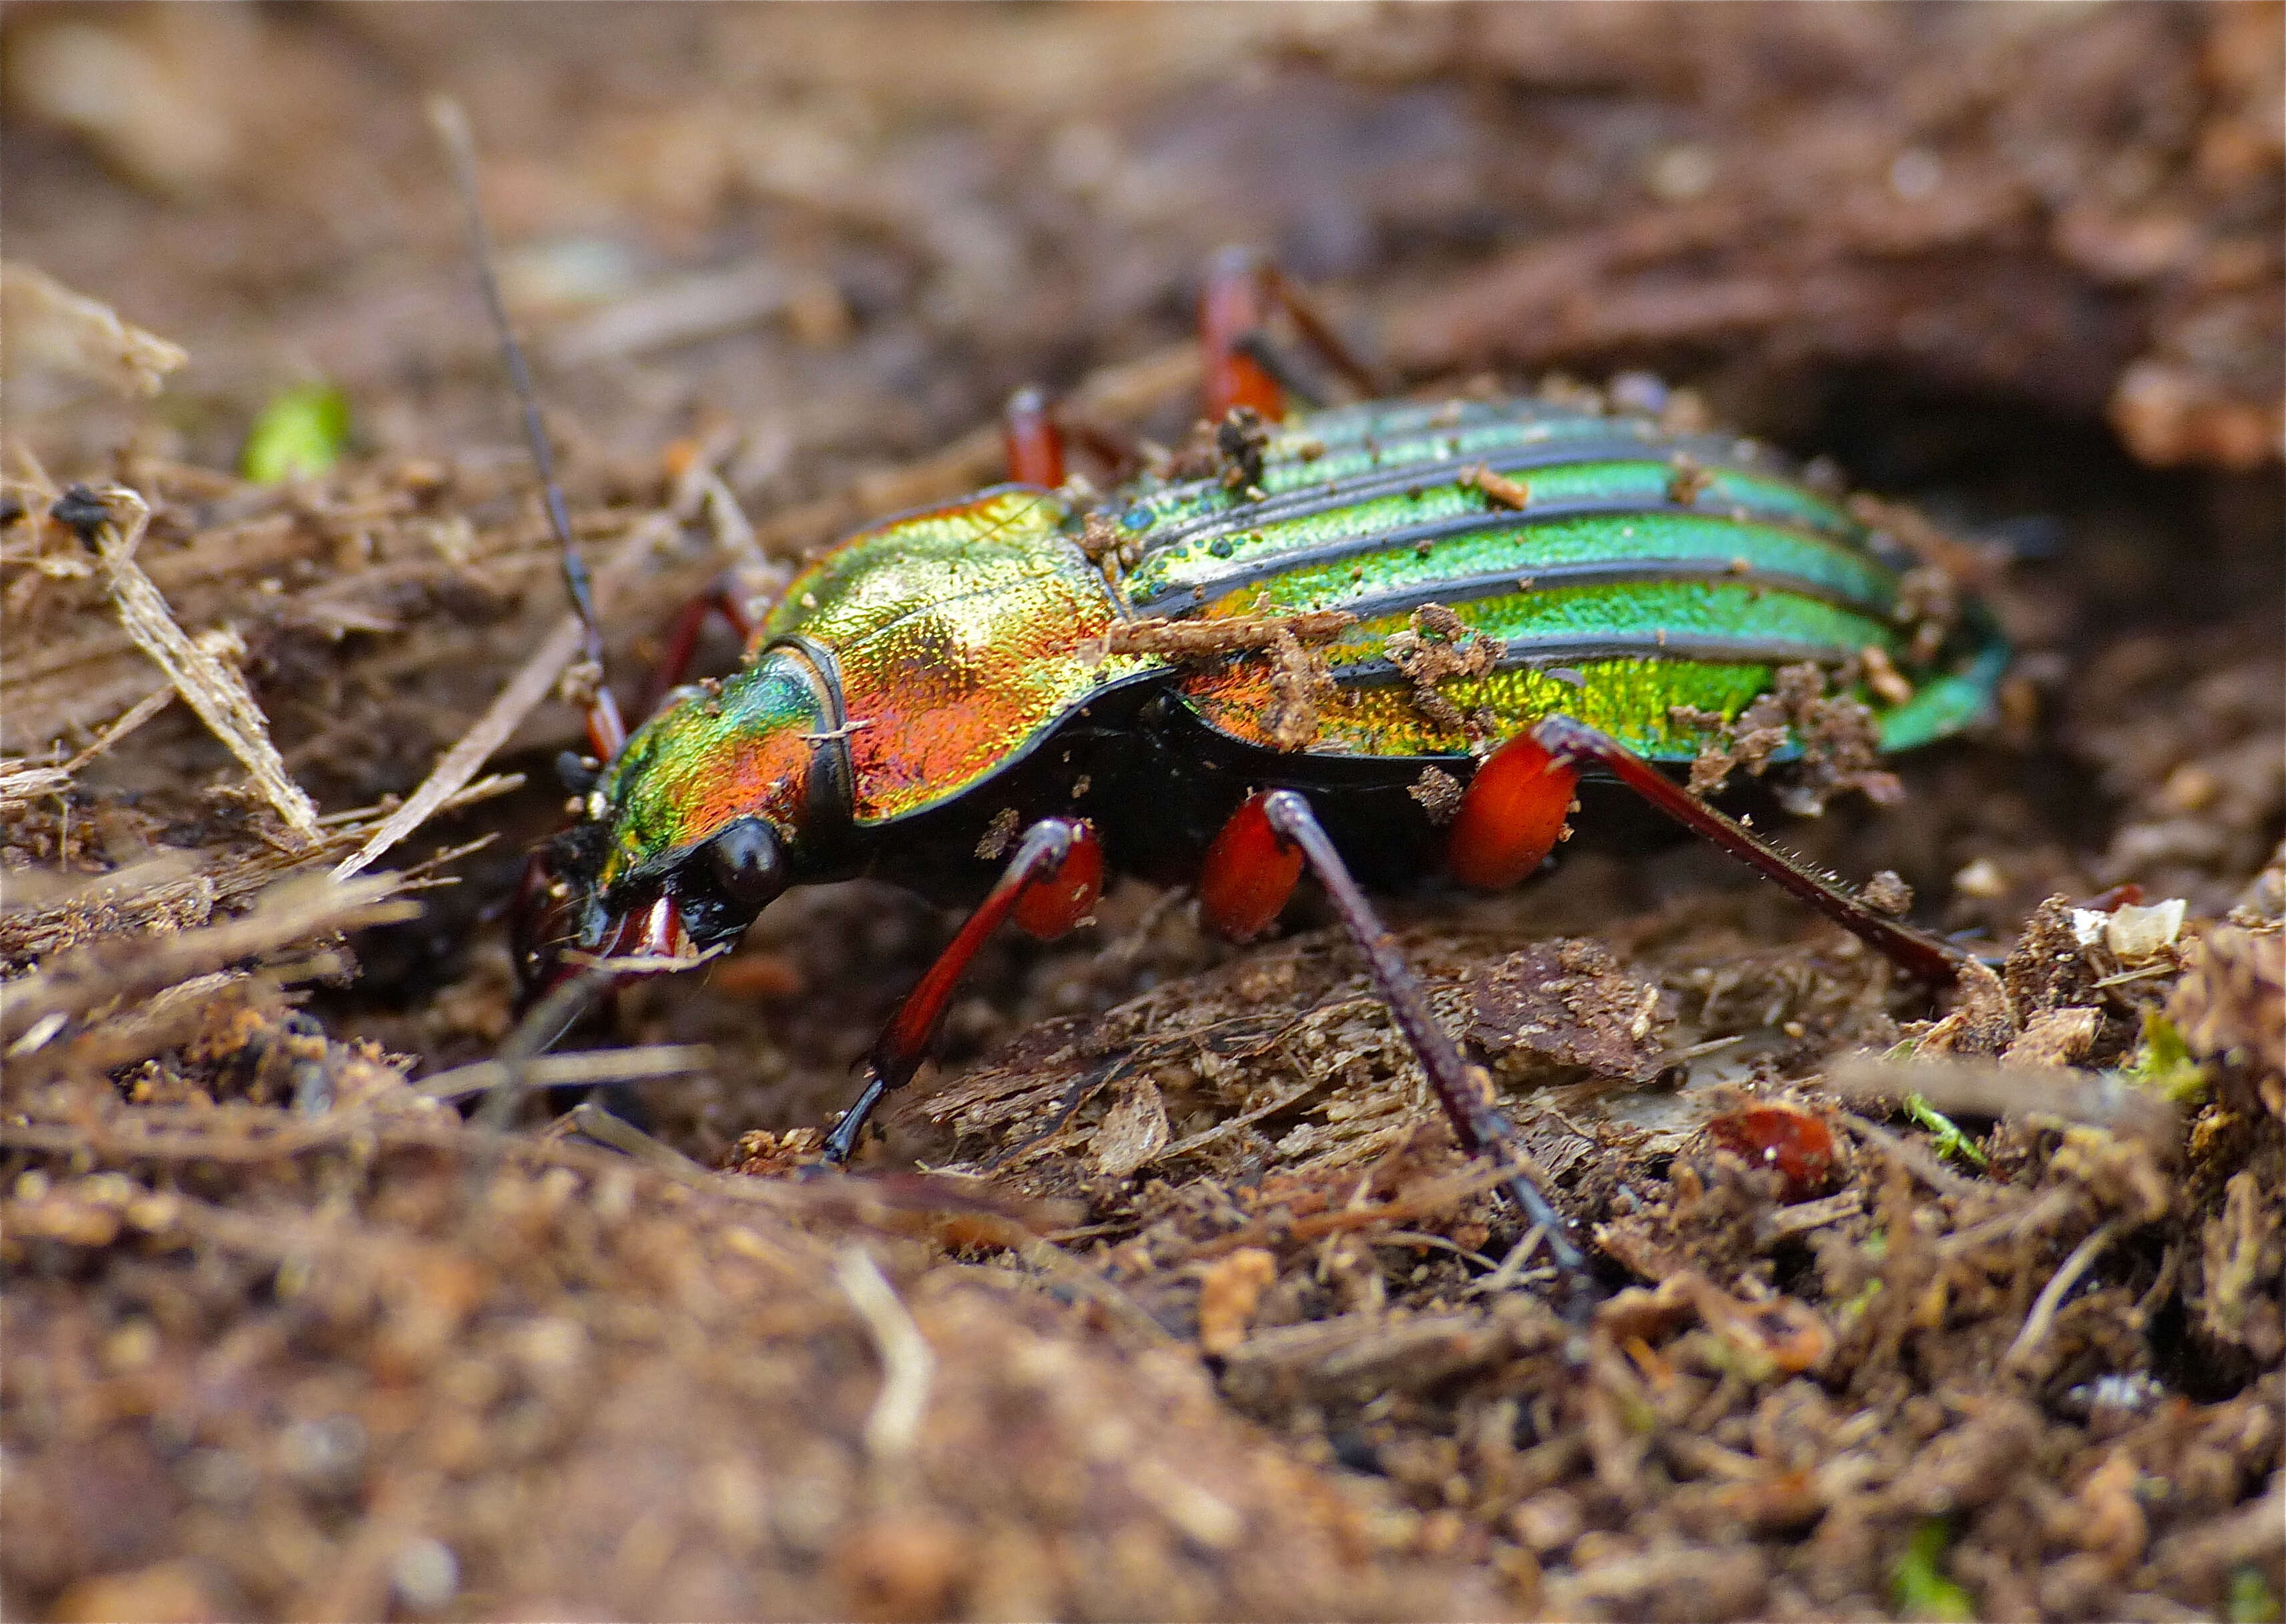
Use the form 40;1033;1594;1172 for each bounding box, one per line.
5;6;2282;1620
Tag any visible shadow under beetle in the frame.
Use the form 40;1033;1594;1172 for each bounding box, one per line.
493;229;2008;1302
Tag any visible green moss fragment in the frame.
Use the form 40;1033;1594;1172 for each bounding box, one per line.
1904;1093;1988;1168
242;382;351;483
1837;1277;1884;1326
1890;1519;1976;1621
2126;1011;2211;1107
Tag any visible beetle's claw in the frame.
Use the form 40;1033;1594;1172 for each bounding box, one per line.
820;1071;892;1165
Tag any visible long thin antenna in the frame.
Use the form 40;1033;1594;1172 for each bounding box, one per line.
428;95;623;756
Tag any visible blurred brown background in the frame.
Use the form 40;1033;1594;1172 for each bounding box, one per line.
9;3;2277;475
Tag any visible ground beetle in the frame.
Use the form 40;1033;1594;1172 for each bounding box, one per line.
472;184;2007;1298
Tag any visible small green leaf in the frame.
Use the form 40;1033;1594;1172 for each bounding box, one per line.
2229;1565;2282;1624
242;382;351;483
1891;1519;1977;1621
2126;1011;2211;1107
1905;1093;1988;1168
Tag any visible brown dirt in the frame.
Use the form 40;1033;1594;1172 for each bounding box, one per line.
4;7;2280;1621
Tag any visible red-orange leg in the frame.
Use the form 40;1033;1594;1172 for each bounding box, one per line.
1200;248;1286;421
1201;249;1390;421
823;818;1102;1163
1009;254;1382;485
1001;391;1145;485
1448;732;1581;891
1001;386;1067;487
1209;790;1595;1299
1529;715;1969;984
583;688;627;763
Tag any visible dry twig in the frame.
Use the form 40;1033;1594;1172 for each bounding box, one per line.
0;870;412;1047
86;487;320;841
834;1247;935;1464
2004;1218;2122;1373
1;260;188;400
1828;1055;2181;1146
415;1045;718;1103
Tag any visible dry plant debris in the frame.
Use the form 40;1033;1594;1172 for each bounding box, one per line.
77;488;320;843
0;260;188;406
3;1140;1497;1621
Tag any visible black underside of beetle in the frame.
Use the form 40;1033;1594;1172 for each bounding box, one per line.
854;678;1691;908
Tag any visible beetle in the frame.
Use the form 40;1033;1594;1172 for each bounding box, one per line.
493;240;2006;1298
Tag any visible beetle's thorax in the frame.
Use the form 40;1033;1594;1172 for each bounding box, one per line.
581;483;1151;912
742;485;1150;826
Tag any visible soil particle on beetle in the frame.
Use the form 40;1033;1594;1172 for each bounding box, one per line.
1385;604;1502;740
1679;661;1902;813
1407;764;1464;825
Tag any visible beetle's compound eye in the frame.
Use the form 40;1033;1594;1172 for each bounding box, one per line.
701;817;788;915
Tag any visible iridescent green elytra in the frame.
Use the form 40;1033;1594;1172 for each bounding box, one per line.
1105;393;2007;766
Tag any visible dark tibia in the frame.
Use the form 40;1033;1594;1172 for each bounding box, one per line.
822;818;1090;1165
1530;716;1970;985
1256;791;1596;1294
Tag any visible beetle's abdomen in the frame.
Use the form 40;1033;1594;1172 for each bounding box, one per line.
1111;398;1998;760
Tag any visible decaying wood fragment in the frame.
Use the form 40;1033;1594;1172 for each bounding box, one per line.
1462;462;1532;509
